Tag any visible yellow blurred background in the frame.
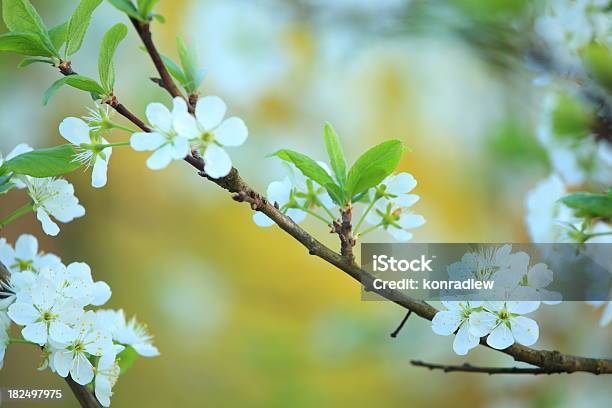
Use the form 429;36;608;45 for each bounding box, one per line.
0;0;610;407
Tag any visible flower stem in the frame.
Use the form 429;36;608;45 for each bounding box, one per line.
98;141;131;149
354;197;379;234
314;196;337;221
108;121;137;133
0;202;34;229
301;207;333;225
355;223;380;238
586;231;612;239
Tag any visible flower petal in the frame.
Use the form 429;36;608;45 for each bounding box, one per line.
6;143;33;160
53;350;74;377
91;150;111;188
22;321;48;345
195;96;226;130
386;172;417;195
36;209;60;236
486;323;514;349
71;353;95;385
146;103;172;133
130;132;166;151
7;302;38;325
453;322;479;355
146;144;174;170
215;117;248;146
397;213;426;229
14;234;38;261
253;212;275;227
92;281;112;306
49;321;77;344
173;112;200;139
468;311;497;337
431;310;462;335
59;117;90;145
203;144;232;178
510;316;539;346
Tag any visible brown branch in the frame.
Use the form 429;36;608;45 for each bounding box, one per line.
129;18;189;109
390;310;412;338
332;204;356;263
42;12;612;376
411;360;575;375
66;377;102;408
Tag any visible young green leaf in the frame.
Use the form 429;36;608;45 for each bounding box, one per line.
65;74;106;94
160;53;187;85
137;0;160;20
2;0;58;57
49;21;68;50
177;37;199;93
559;192;612;218
345;140;404;199
0;32;54;56
117;346;139;375
323;123;347;186
42;77;69;105
98;23;128;92
274;149;345;205
5;145;81;177
107;0;142;20
17;56;54;68
65;0;104;56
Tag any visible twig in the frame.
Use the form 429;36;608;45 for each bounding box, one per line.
66;376;102;408
390;310;412;338
410;360;575;375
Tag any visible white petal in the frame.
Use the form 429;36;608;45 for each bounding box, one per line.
386;172;417;195
6;143;33;160
506;301;540;315
253;212;275;227
397;213;426;229
71;353;95;385
37;209;60;236
286;208;307;224
388;226;412;241
215;117;248;146
14;234;38;260
92;281;112;306
171;97;188;116
453;323;479;355
133;342;160;357
468;311;497;337
527;263;553;289
53;350;74;377
49;321;77;343
7;302;38;325
22;321;48;345
146;103;172;133
486;323;514;349
203;144;232;178
510;316;539;346
170;137;190;160
130;132;166;151
59;117;90;145
431;310;462;335
195;96;226;130
91;151;110;188
173;112;200;139
146;144;174;170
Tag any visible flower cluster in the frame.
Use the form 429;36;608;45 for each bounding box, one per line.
131;96;248;178
0;235;158;407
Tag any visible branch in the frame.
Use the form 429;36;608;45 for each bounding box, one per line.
46;15;612;376
411;360;575;375
66;377;102;408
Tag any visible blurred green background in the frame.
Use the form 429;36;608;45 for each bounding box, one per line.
0;0;610;407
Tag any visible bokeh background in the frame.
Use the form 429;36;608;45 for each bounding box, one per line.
1;0;611;407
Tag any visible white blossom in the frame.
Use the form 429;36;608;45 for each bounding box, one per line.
95;344;124;407
431;301;484;355
130;97;190;170
173;96;248;178
0;234;61;274
59;117;113;188
365;195;425;241
40;262;111;307
0;311;9;369
369;172;419;208
22;177;85;236
470;302;540;350
52;311;114;385
96;309;159;357
7;279;81;345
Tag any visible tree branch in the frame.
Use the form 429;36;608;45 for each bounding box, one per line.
46;14;612;376
410;360;578;375
66;376;102;408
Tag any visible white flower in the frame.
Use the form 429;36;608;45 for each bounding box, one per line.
7;280;81;345
0;234;62;274
22;177;85;236
96;309;159;357
365;197;425;241
431;301;484;355
0;270;36;311
253;163;334;227
52;311;114;385
369;172;419;208
59;117;113;188
95;344;124;407
525;174;575;242
41;262;111;307
521;263;563;304
130;97;190;170
470;301;540;350
173;96;248;178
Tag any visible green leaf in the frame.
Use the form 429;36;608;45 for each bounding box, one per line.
5;145;80;177
1;0;57;57
177;37;200;93
345;140;404;199
42;75;104;105
107;0;142;20
17;56;54;68
323;123;347;186
65;0;104;56
160;53;187;85
552;94;592;140
582;43;612;93
49;21;68;50
42;77;68;105
98;23;128;92
559;192;612;218
117;345;139;375
0;32;54;56
0;174;14;194
274;149;344;205
137;0;160;20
